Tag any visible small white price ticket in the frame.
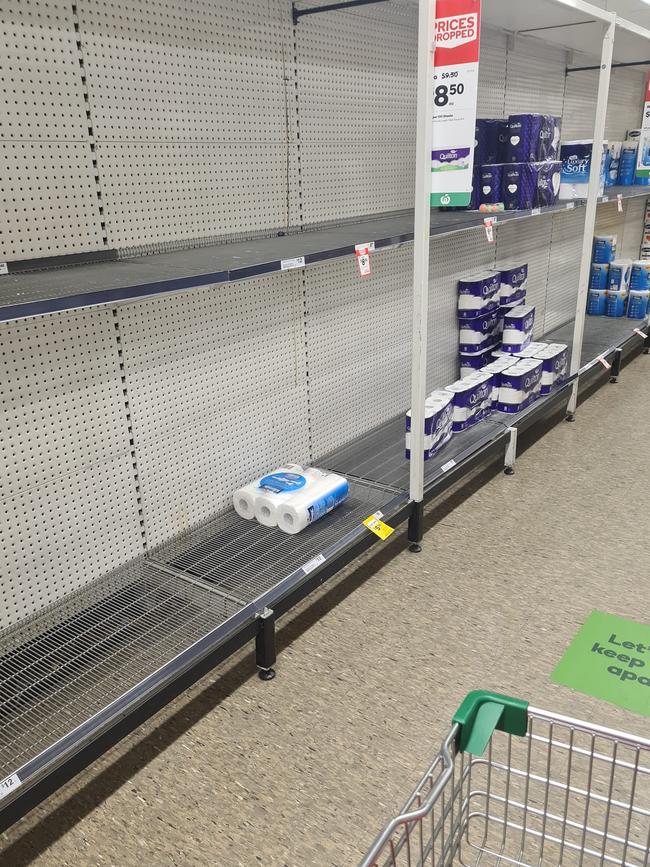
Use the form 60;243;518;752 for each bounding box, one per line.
281;256;305;271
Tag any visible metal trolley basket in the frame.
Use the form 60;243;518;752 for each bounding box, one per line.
361;691;650;866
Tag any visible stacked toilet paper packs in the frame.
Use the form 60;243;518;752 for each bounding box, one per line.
233;466;349;535
405;390;453;461
496;358;544;412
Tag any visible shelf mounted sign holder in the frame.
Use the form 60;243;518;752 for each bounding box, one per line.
292;0;390;25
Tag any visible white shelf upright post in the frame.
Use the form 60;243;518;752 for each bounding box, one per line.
408;0;436;552
567;12;616;419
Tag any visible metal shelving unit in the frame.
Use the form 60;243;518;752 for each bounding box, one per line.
1;0;650;836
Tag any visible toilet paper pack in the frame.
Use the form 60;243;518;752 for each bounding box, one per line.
445;372;494;432
606;289;627;317
532;160;561;206
275;469;349;535
534;343;568;394
502;163;526;210
608;260;632;292
458;307;500;353
480;356;518;406
589;263;609;290
502;305;536;353
496;262;528;305
630;261;650;290
587;288;607;316
513;341;549;358
233;464;306;522
475;118;508;165
628;289;650;319
459;347;494;378
457;271;500;318
497;358;543;412
480;164;504;206
592;235;617;264
559;140;605;199
405;391;454;460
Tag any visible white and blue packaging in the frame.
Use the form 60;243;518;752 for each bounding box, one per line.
502;305;536;353
589;263;609;290
607;260;632;292
405;391;454;460
534;343;568;394
480;356;517;406
559;140;605;199
458;307;500;353
275;469;349;535
587;289;607;316
459;347;494;378
497;358;543;413
606;290;627;317
457;271;500;318
495;261;528;305
630;261;650;290
445;372;494;432
513;341;549;358
617;140;638;186
604;141;622;187
592;235;617;264
627;289;650;320
234;464;306;522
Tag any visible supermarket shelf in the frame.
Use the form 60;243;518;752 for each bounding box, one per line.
0;188;646;323
0;479;408;829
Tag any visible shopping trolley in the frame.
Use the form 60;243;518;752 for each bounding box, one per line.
361;691;650;866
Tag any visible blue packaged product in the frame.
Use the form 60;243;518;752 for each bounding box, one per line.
475;118;508;165
468;162;481;210
537;115;561;161
630;261;650;290
459;347;494;378
604;142;622;187
458;307;500;353
480;356;517;406
518;163;537;209
457;270;500;319
559;140;605;199
587;289;607;316
501;163;524;210
479;164;504;206
502;305;536;353
405;391;454;460
506;114;543;163
496;262;528;305
592;234;617;264
534;344;568;395
627;289;650;319
445;372;494;432
617;141;638;186
532;160;561;206
634;170;650;186
606;290;627;317
496;357;543;413
589;263;609;290
607;260;632;291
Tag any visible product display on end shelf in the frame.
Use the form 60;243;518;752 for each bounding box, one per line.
587;214;650;320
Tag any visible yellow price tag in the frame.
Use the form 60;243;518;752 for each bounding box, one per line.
363;512;395;540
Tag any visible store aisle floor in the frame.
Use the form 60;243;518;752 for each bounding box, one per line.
2;356;649;867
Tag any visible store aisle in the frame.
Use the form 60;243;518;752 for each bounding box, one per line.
2;356;649;867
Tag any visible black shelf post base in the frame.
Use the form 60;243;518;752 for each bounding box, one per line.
645;331;650;354
256;608;277;681
609;347;623;383
408;500;424;553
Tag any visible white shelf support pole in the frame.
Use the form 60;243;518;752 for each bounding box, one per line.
409;0;436;518
567;14;615;418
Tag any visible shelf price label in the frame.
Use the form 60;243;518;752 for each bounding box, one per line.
0;263;7;276
430;0;482;208
355;243;373;278
363;512;395;540
617;193;623;213
596;355;611;370
636;69;650;179
483;216;495;243
0;774;21;801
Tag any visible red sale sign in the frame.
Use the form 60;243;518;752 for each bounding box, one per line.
430;0;482;207
636;68;650;179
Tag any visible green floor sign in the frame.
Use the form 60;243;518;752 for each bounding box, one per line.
552;610;650;717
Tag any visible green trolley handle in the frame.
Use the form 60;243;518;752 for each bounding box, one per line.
452;690;529;755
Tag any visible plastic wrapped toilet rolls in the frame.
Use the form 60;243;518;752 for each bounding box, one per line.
497;358;544;412
276;470;349;535
233;464;305;521
502;305;536;353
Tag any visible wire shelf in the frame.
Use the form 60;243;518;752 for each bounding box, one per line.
0;560;243;779
149;479;394;604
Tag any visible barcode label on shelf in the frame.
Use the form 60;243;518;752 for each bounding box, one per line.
280;256;305;271
617;194;623;212
597;355;611;370
601;195;609;203
634;328;648;339
483;218;495;243
302;554;326;575
531;207;541;216
565;202;575;210
0;263;7;276
363;512;394;540
355;241;375;253
356;252;371;277
0;774;21;801
441;459;456;473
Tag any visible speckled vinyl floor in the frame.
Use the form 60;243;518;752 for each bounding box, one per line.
1;356;649;867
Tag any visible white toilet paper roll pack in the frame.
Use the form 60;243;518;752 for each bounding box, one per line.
233;464;304;522
277;471;349;535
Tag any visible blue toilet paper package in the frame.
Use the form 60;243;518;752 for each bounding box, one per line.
627;289;650;319
496;262;528;305
537;115;561;161
502;305;536;353
480;164;504;206
534;344;568;395
617;141;638;186
445;372;494;432
459;348;494;378
630;261;650;290
532;161;561;206
496;358;544;413
587;289;607;316
604;141;622;187
606;290;627;317
405;391;454;460
592;234;617;264
559;140;605;199
458;308;500;353
589;263;609;290
607;260;632;292
468;163;481;210
457;271;500;319
501;164;525;210
506;114;543;163
480;356;518;406
475;118;508;165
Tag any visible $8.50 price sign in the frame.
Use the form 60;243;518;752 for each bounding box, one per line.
636;69;650;179
430;0;482;208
